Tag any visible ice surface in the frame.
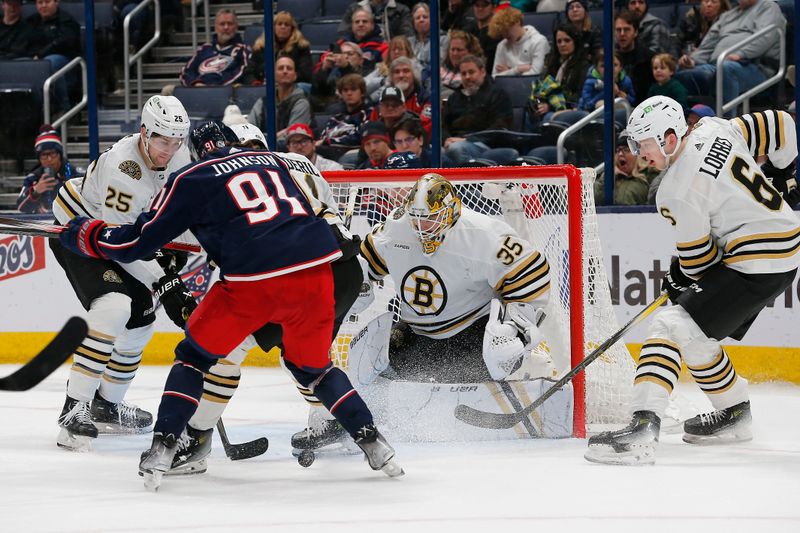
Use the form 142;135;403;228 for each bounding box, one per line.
0;366;798;533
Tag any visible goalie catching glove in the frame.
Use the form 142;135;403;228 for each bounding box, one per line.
482;299;544;381
153;274;197;329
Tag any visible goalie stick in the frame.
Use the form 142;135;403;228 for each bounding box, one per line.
216;418;269;461
454;292;669;430
0;216;201;253
0;317;87;391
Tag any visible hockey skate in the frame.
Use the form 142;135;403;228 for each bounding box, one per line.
355;424;404;477
139;432;178;492
584;411;660;466
57;396;98;452
683;401;752;445
91;391;153;434
291;419;348;450
167;426;213;476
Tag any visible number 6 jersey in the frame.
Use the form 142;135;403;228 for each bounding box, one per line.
361;206;550;339
656;110;800;277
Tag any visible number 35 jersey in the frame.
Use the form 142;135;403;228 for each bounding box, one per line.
361;206;550;339
656;111;800;277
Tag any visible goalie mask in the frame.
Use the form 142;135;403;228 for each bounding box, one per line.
405;173;461;255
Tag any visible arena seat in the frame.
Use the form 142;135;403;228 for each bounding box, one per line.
277;0;322;22
300;18;342;50
173;86;233;121
234;86;268;115
493;76;534;108
243;23;263;46
523;11;559;38
322;0;354;18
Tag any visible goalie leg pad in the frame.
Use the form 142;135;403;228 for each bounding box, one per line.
482;299;527;381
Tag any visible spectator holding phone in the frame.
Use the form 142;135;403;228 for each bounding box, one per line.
17;126;82;214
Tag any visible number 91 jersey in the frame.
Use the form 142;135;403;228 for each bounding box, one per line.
656;112;800;277
361;206;550;339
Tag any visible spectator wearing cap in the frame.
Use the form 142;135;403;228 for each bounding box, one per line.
316;74;375;160
686;103;715;130
675;0;785;118
313;41;375;110
0;0;33;59
369;58;432;136
16;126;81;214
489;7;550;78
647;53;688;109
248;55;311;146
443;54;518;164
25;0;81;113
563;0;602;62
392;115;453;168
372;85;423;139
358;121;393;169
593;130;653;206
627;0;672;56
464;0;502;74
179;9;251;87
338;0;414;41
286;123;344;172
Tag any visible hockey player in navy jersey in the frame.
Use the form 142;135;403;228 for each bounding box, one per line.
59;122;403;490
585;97;800;466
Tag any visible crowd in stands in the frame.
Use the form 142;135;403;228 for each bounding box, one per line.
1;0;797;210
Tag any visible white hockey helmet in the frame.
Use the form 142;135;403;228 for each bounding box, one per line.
626;95;688;159
229;122;268;149
141;95;190;142
405;173;461;255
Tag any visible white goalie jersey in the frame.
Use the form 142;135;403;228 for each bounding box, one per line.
52;134;192;285
361;206;550;339
656;110;800;277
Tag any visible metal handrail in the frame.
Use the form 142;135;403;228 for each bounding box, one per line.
191;0;211;51
124;0;161;123
43;57;88;158
556;98;631;164
715;25;786;116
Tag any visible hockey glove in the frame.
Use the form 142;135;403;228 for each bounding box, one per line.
762;160;800;208
59;216;107;259
155;248;189;274
153;274;197;328
661;258;693;304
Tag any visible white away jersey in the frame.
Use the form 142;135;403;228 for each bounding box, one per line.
361;206;550;339
656;111;800;276
52;134;192;285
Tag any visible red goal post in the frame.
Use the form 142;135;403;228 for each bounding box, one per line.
322;165;633;437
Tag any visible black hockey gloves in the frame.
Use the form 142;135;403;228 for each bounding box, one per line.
661;258;693;304
762;160;800;208
155;248;189;273
153;274;197;329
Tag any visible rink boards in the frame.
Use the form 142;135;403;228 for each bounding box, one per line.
0;211;798;382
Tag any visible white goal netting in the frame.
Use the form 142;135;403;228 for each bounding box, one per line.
323;166;633;433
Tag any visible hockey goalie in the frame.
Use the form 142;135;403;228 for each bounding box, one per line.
290;173;575;455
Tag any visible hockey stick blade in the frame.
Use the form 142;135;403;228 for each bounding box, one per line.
0;218;201;253
0;317;87;391
216;418;269;461
454;292;669;430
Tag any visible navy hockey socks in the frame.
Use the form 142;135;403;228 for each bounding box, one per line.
154;362;205;437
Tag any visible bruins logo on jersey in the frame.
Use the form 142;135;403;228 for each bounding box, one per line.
102;270;123;284
118;160;142;181
401;266;447;316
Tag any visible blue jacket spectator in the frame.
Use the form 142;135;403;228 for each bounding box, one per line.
579;55;636;111
16;127;81;214
180;10;251;86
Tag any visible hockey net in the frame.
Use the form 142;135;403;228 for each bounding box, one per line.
321;165;633;437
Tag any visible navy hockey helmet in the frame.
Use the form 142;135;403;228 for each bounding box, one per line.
189;121;238;160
